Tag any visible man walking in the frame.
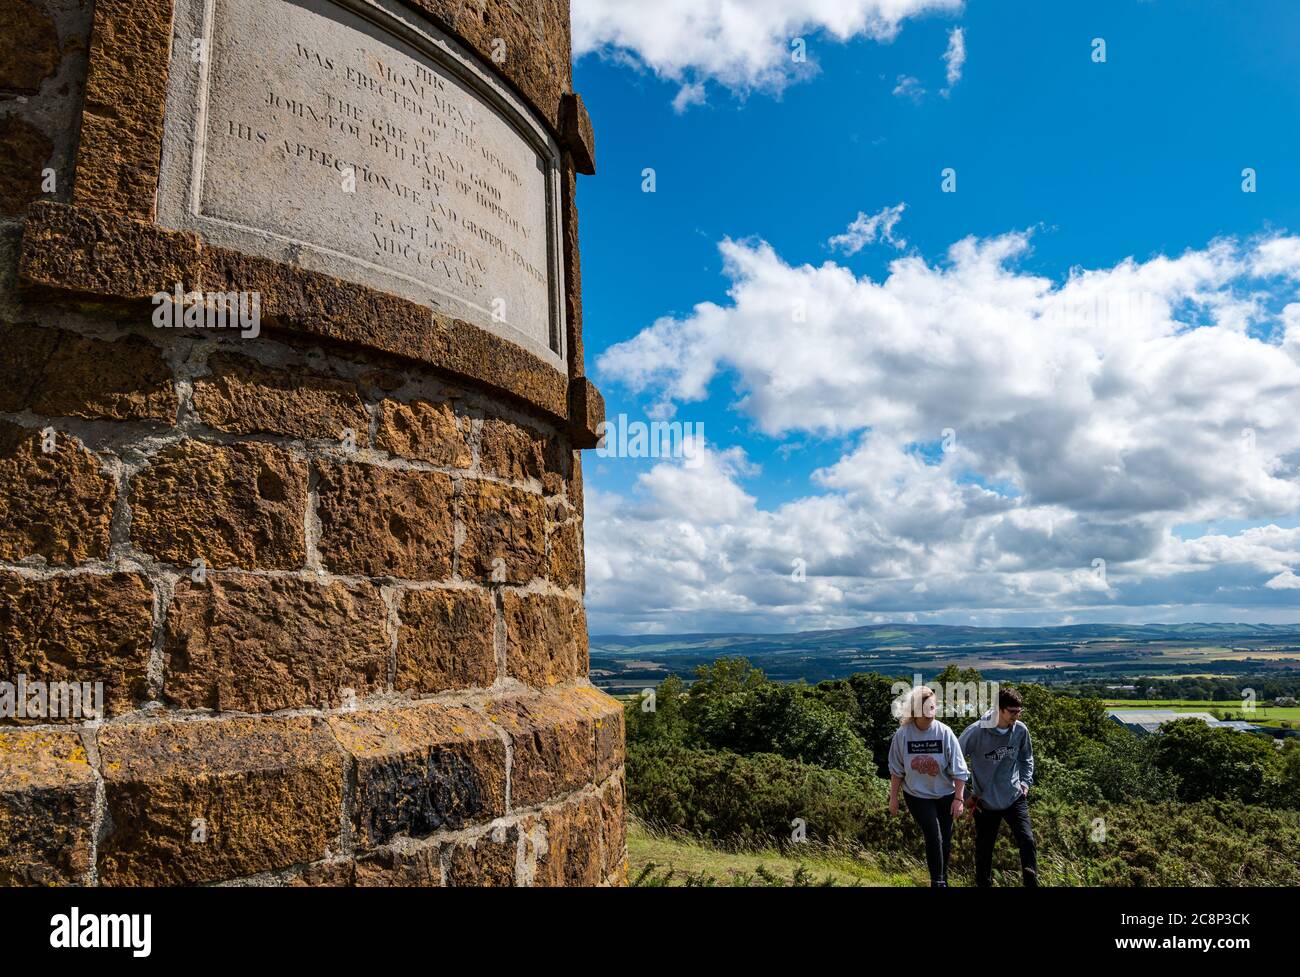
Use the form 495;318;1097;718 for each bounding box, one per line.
959;687;1038;887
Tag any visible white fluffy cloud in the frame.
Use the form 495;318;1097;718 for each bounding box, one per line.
588;225;1300;632
670;81;707;113
892;74;926;101
1266;569;1300;590
572;0;964;100
941;27;965;95
829;203;908;254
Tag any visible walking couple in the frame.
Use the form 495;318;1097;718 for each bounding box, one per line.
887;685;1039;888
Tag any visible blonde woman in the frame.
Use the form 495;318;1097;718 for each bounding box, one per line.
887;685;969;887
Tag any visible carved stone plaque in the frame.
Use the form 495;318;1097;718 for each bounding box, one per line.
158;0;565;368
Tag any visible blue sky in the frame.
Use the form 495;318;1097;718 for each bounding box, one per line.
569;0;1300;634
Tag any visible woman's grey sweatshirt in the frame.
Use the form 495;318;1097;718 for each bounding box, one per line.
888;720;969;799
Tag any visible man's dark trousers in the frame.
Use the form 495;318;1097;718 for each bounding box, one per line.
973;795;1038;887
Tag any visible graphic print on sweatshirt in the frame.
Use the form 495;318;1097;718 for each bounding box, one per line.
908;738;943;776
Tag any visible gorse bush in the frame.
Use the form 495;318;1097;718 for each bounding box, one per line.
792;672;901;776
1059;727;1181;804
689;682;873;775
1152;718;1283;804
1270;741;1300;809
629;744;887;845
625;657;1300;886
629;659;876;774
1021;797;1300;886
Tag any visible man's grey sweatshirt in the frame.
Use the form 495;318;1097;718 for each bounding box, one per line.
958;713;1034;811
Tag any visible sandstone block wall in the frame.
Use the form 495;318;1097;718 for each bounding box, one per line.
0;0;623;886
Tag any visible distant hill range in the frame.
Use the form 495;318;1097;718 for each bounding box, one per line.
589;622;1300;690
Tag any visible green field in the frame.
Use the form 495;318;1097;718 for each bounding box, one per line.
1105;700;1300;727
627;820;921;887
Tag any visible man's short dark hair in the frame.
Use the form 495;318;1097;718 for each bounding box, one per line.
999;688;1023;711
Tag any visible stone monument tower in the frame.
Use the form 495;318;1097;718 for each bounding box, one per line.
0;0;624;886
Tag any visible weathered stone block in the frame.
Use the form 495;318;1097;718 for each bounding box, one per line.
575;685;627;782
314;460;454;579
479;417;545;482
547;515;584;590
560;92;596;176
192;352;367;440
375;397;470;467
18;201;202;299
0;0;61;95
0;571;153;721
567;375;605;450
0;730;96;885
570;451;584;517
458;481;547;584
600;774;628;882
562;165;584;377
0;323;176;422
394;588;496;694
353;846;441;887
0;420;114;565
97;716;346;885
503;591;587;688
0;116;53;217
164;575;390;712
485;690;595;809
445;823;518;886
75;0;174;217
329;702;506;848
480;416;568;493
527;793;604;887
130;439;309;569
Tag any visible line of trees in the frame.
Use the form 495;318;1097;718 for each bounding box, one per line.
1061;675;1300;702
